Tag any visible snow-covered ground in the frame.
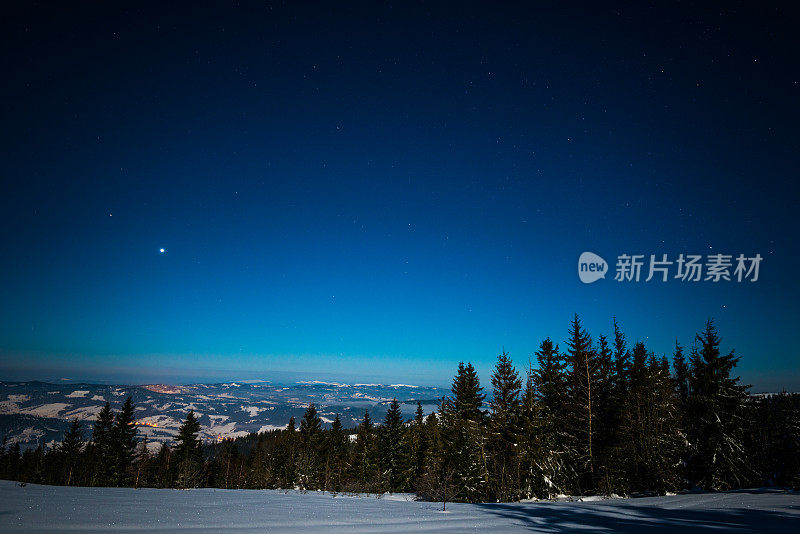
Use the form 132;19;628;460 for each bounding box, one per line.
0;481;798;533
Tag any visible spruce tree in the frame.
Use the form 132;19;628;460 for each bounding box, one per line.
518;361;543;498
671;340;691;486
379;399;406;492
152;442;172;488
324;414;348;491
622;344;683;493
350;409;378;491
173;410;203;488
533;338;567;414
300;404;322;439
6;442;21;481
750;393;800;487
686;320;751;490
59;418;84;486
596;319;631;493
672;341;689;404
277;416;298;488
216;437;241;489
297;403;323;489
688;340;702;394
528;337;572;497
612;317;630;387
565;314;601;492
401;402;428;490
650;353;684;492
418;404;457;509
489;351;522;501
621;341;648;490
111;397;138;486
594;333;618;494
451;362;487;422
174;410;202;460
133;436;151;488
443;362;488;502
90;402;115;486
247;434;269;489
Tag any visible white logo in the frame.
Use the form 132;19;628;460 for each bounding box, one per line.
578;252;608;284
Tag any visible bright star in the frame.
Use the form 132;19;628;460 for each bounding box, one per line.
159;248;165;254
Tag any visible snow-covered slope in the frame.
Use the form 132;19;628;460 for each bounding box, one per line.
0;481;798;532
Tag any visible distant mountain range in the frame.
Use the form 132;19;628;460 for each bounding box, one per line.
0;380;448;451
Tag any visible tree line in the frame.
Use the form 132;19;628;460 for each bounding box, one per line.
1;316;799;505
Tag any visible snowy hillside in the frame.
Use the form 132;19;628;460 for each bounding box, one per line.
0;480;798;532
0;381;446;451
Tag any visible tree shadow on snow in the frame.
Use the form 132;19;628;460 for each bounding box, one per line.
474;497;799;533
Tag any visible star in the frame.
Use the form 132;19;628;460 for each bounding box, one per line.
159;248;165;254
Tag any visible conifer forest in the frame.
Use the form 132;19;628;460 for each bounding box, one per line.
2;316;797;505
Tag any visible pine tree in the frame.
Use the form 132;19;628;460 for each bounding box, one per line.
417;405;457;510
5;442;21;481
564;314;601;492
612;317;630;387
649;353;684;492
401;402;428;490
133;436;151;488
443;362;488;502
686;320;751;490
350;409;378;492
297;403;323;489
518;362;543;498
300;404;322;439
533;338;567;415
246;433;270;489
594;333;618;494
688;340;702;394
672;339;691;484
379;399;406;492
152;442;172;488
276;416;298;488
526;337;572;497
451;362;487;422
59;418;84;486
621;341;648;489
597;318;631;493
780;395;800;488
90;402;114;486
174;410;202;460
622;343;683;493
19;444;45;484
673;340;689;407
489;351;522;501
111;397;138;486
173;410;204;488
324;414;348;491
749;393;800;487
216;437;241;489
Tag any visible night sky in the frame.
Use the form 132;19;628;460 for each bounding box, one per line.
1;3;798;389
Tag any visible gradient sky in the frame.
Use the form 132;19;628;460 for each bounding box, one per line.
1;3;798;390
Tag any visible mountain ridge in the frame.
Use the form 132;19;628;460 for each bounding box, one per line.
0;380;448;451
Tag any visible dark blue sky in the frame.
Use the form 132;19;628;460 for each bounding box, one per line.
1;2;798;389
